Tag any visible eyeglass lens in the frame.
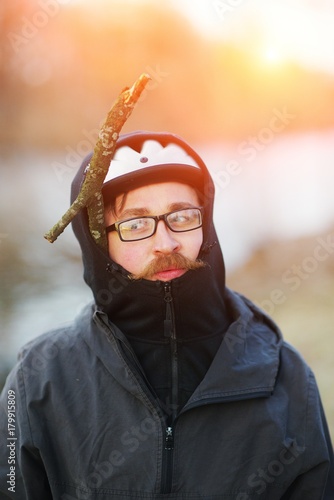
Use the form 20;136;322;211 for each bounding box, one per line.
118;208;202;241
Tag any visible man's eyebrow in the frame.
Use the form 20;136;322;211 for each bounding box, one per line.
118;207;150;219
118;202;198;220
167;202;198;212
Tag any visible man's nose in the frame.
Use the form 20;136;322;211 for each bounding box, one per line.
152;220;180;255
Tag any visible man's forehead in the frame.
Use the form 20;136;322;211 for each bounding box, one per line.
113;182;200;218
118;202;198;219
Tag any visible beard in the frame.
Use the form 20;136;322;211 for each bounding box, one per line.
129;253;207;281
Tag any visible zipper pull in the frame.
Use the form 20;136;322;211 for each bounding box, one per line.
164;282;172;302
165;426;174;450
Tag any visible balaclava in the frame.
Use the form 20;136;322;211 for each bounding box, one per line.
71;131;232;414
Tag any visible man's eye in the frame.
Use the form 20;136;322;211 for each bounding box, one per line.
170;211;194;224
124;219;150;232
171;214;187;223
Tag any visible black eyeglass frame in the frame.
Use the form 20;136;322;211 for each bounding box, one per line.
105;207;204;242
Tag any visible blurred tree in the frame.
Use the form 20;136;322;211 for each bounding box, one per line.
0;1;334;149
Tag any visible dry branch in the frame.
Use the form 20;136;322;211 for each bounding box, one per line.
44;73;151;249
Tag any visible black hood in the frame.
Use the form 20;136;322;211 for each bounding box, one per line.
71;131;230;342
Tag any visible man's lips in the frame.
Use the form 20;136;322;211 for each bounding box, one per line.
128;254;206;281
153;268;186;280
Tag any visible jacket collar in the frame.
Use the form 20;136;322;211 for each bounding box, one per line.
80;288;282;407
184;289;282;409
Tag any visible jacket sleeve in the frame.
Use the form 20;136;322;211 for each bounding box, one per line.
281;372;334;500
321;399;334;500
0;361;53;499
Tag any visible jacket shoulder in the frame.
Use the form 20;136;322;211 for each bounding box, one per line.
14;303;95;378
225;287;313;377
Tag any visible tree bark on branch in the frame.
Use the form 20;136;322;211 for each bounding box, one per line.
44;73;151;250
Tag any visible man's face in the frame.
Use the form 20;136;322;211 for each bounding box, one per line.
105;182;203;281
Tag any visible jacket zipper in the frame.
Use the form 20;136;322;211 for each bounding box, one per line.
163;282;178;421
161;425;174;493
161;282;177;493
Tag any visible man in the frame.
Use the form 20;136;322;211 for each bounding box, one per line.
0;131;333;499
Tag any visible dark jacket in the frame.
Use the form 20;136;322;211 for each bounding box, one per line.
0;131;333;498
0;290;333;499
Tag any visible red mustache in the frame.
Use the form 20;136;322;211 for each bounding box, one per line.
129;253;206;280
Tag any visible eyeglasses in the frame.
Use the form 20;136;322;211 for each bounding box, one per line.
106;207;203;242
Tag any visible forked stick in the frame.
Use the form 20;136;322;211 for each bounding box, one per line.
44;73;151;250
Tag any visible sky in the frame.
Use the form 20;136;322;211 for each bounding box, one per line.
112;0;334;75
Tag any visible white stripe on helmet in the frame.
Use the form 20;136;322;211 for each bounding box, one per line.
103;140;200;185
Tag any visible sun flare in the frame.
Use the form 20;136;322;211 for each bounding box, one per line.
262;47;285;66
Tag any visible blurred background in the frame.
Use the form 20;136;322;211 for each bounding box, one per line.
0;0;333;438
